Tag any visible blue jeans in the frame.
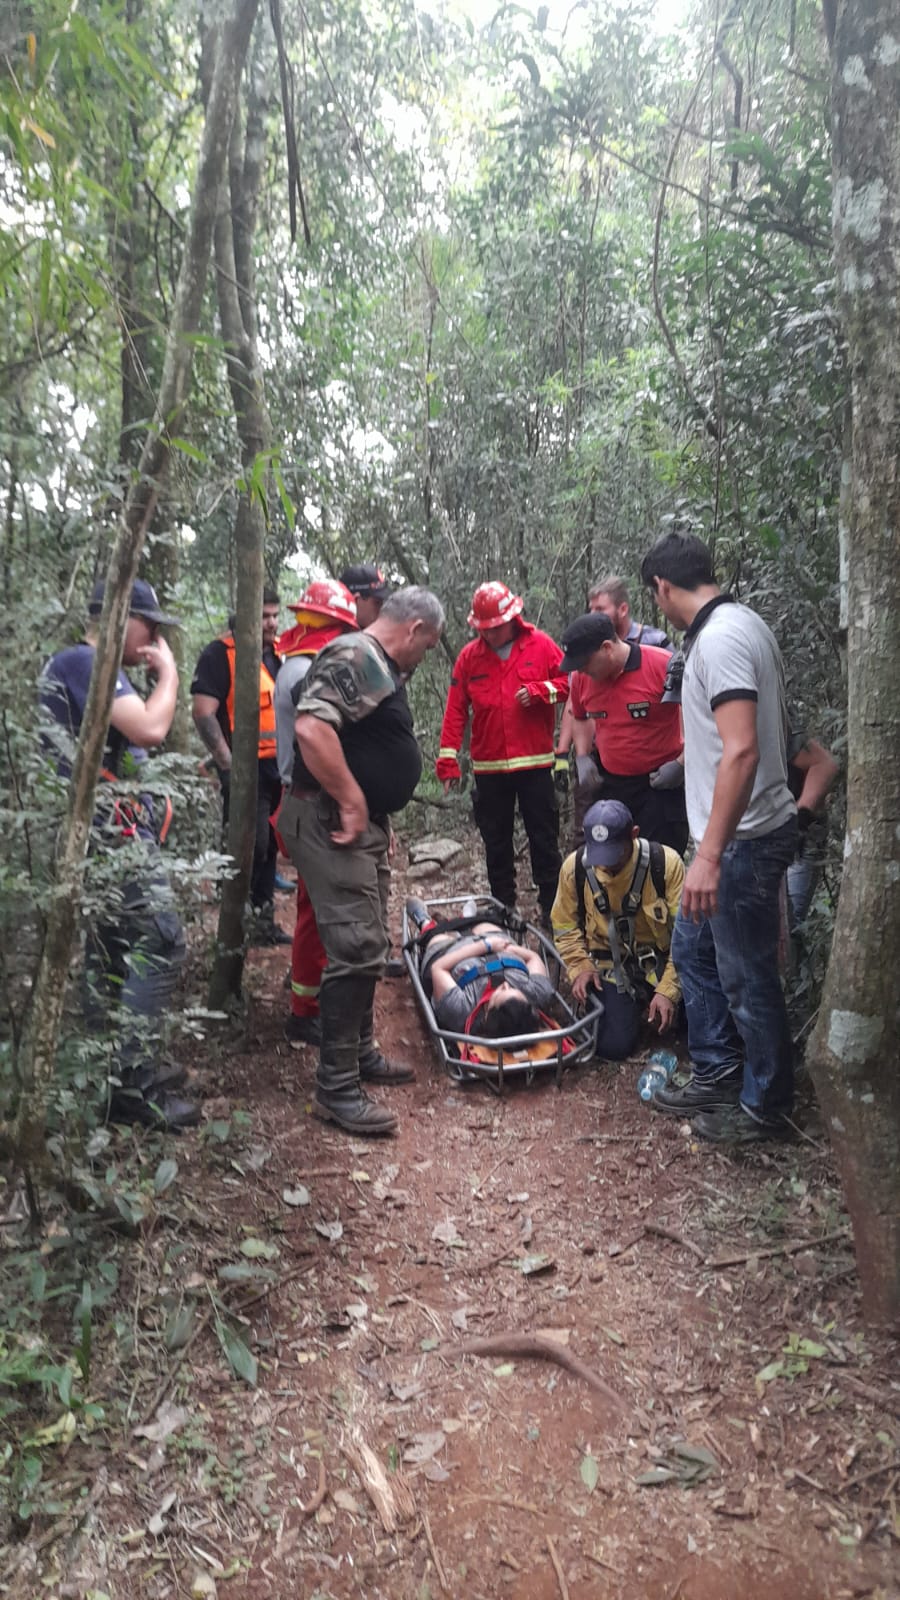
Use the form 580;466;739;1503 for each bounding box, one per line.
672;819;798;1119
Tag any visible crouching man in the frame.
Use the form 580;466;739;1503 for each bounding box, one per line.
277;587;445;1136
551;800;684;1059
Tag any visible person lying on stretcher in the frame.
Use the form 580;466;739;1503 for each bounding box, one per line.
406;897;555;1042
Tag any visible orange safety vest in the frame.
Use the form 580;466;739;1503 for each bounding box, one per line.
221;634;278;760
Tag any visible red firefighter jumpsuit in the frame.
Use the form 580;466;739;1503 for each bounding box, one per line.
437;586;568;919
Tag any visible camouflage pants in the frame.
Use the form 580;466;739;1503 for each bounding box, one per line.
277;791;390;982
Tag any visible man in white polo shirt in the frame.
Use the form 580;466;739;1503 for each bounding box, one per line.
639;531;798;1143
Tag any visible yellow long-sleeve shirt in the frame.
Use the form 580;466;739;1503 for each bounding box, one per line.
551;841;685;1003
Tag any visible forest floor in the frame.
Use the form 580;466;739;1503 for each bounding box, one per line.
2;825;899;1600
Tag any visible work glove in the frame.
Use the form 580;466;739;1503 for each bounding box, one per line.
216;766;231;797
435;755;462;784
649;759;684;790
553;752;569;793
575;755;603;792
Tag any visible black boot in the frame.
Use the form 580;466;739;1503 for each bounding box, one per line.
358;995;415;1085
247;904;292;947
314;974;398;1136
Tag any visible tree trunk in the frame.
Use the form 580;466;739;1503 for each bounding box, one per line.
209;52;273;1007
10;0;260;1169
808;0;900;1322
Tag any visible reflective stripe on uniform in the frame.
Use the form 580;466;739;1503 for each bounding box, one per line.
291;981;320;997
471;752;554;772
542;681;561;703
438;746;459;759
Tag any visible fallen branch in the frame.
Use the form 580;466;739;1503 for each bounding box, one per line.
342;1433;415;1534
833;1373;900;1415
574;1133;652;1144
300;1456;327;1517
459;1226;524;1277
842;1457;900;1494
546;1534;570;1600
707;1230;851;1270
422;1508;450;1593
585;1550;627;1579
459;1492;543;1516
443;1333;628;1413
643;1221;707;1262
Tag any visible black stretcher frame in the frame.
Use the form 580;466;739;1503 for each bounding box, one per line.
401;894;599;1095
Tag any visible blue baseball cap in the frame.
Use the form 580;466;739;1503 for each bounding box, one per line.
583;799;635;866
89;577;180;627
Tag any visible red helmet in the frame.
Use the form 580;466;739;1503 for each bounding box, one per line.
288;579;357;627
467;581;524;631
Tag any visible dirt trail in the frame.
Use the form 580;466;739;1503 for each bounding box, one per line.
11;836;898;1600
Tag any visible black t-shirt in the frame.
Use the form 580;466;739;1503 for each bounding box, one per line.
290;634;423;816
191;637;281;749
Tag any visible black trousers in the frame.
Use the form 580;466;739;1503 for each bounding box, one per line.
252;762;283;910
602;771;689;857
471;768;560;916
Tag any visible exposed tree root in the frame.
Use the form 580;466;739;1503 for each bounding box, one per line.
443;1332;628;1413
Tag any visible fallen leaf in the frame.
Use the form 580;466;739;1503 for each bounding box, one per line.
148;1488;177;1536
333;1488;360;1513
581;1453;599;1492
518;1254;555;1277
493;1363;515;1377
240;1238;279;1260
164;1307;194;1352
373;1164;400;1201
29;1410;77;1448
154;1158;178;1195
283;1186;310;1207
403;1430;446;1464
344;1302;368;1322
243;1145;272;1171
673;1442;719;1472
423;1460;451;1482
507;1192;530;1204
441;1418;463;1433
432;1219;463;1246
451;1308;469;1332
389;1380;423;1403
190;1575;217;1600
134;1403;188;1444
315;1219;344;1243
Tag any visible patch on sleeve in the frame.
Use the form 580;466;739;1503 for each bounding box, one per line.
329;662;361;707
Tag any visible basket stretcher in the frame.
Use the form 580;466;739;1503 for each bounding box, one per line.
401;894;598;1094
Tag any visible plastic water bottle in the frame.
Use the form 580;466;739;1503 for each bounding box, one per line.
636;1049;678;1103
462;898;478;918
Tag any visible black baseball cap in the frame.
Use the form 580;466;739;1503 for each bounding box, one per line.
89;577;181;627
339;563;393;600
558;612;615;673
